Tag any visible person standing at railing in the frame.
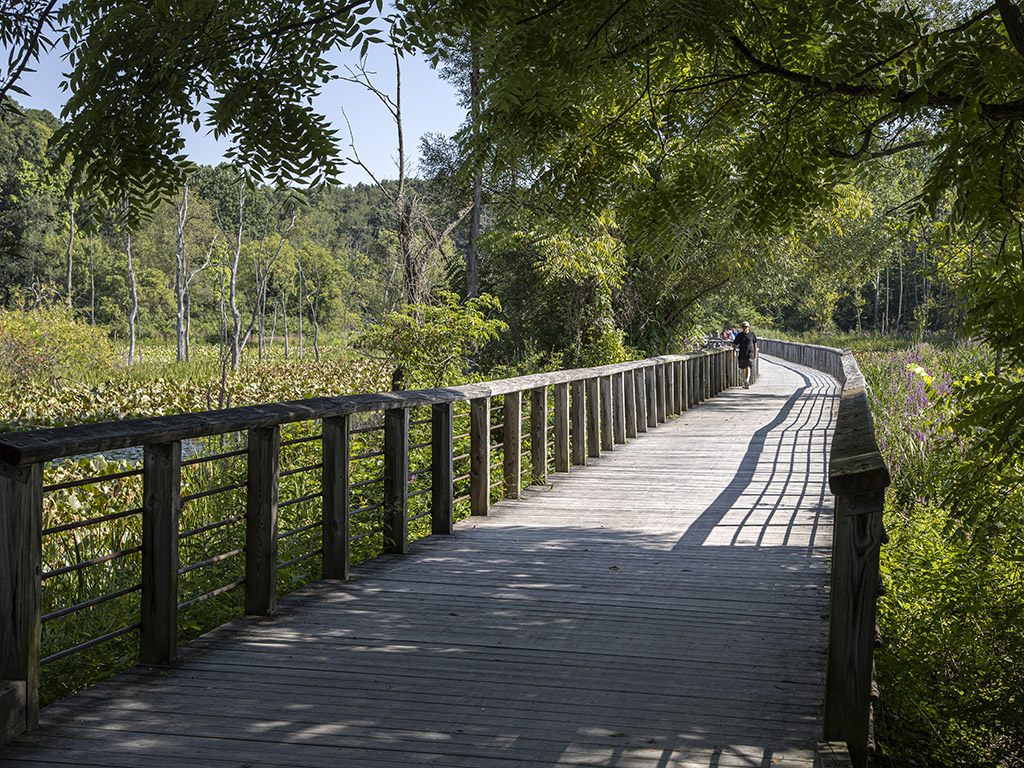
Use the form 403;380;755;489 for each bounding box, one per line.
732;321;757;388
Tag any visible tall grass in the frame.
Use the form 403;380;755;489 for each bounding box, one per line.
860;341;1024;767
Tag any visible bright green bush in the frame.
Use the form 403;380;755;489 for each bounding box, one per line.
0;307;117;386
861;342;1024;767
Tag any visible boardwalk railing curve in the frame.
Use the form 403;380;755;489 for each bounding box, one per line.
0;348;740;747
759;339;891;768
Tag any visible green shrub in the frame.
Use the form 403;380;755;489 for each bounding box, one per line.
0;308;116;386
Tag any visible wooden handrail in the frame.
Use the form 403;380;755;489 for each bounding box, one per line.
0;349;737;745
758;339;890;768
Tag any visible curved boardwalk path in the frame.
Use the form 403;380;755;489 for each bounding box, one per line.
1;357;839;768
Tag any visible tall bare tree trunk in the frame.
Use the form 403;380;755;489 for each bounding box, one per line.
175;184;189;362
467;43;481;299
125;227;138;364
229;182;244;370
297;254;304;360
281;291;290;359
896;252;904;331
66;192;75;311
89;232;95;326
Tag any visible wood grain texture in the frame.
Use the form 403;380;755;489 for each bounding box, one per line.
383;409;409;554
470;398;490;516
142;442;181;659
431;404;454;535
245;429;278;616
503;391;522;499
321;416;351;579
553;383;570;473
570;381;586;467
1;357;838;768
0;462;41;738
530;388;548;484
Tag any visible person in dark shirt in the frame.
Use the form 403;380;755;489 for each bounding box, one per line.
732;321;757;388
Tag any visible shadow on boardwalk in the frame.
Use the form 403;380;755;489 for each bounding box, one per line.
1;357;837;768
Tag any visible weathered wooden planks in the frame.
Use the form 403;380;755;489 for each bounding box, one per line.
1;357;837;768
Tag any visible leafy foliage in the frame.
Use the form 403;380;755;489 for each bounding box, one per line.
351;291;506;388
861;342;1024;766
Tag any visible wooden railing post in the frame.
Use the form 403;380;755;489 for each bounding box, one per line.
666;362;676;417
322;415;351;579
383;408;409;553
674;360;684;412
634;369;648;434
504;391;522;499
554;383;570;472
470;397;491;515
680;359;690;411
700;354;708;403
599;375;614;451
623;370;637;439
142;442;182;660
824;490;886;768
612;373;626;444
586;378;601;458
245;428;279;615
0;461;42;739
645;365;658;428
431;403;454;535
530;387;548;484
656;364;667;423
570;381;586;466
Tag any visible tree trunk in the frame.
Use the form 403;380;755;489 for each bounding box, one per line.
125;228;138;364
297;254;304;360
896;253;904;331
281;291;290;359
175;185;189;362
466;43;481;299
229;182;244;370
66;193;75;311
89;232;95;326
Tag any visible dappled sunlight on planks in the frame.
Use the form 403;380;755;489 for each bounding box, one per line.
1;357;835;768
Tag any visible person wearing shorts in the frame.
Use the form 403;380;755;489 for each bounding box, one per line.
732;321;757;388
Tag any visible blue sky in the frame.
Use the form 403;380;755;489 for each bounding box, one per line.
15;41;466;186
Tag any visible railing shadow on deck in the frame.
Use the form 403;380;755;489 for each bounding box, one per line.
0;348;738;749
0;341;886;768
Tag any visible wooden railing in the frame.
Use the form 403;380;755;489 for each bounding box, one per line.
0;348;740;745
759;339;890;768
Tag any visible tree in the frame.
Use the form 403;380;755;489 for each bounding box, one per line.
4;0;395;225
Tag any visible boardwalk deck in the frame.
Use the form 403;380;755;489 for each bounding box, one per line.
1;357;839;768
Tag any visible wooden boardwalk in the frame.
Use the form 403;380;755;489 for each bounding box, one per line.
1;357;839;768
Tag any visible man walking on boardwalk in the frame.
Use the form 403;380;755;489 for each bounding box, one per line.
733;321;757;389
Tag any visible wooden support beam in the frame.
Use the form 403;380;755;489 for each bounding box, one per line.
0;461;41;739
570;381;586;466
530;387;548;484
142;441;182;660
322;416;350;579
586;378;601;458
383;408;409;553
675;360;684;412
666;362;676;417
245;428;278;616
824;491;886;768
623;370;637;439
656;364;667;423
612;373;626;444
470;397;491;515
634;369;648;433
553;383;570;473
599;376;614;452
680;359;689;411
503;391;522;499
431;403;454;535
646;366;658;428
